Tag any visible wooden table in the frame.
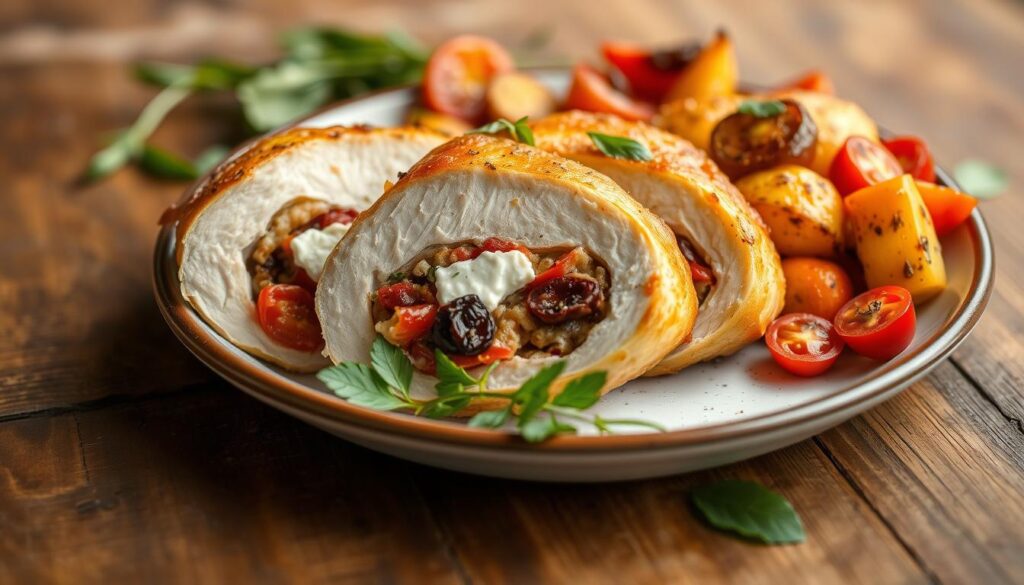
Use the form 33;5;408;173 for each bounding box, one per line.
2;1;1022;582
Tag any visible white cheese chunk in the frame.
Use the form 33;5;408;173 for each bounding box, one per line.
290;222;351;281
435;250;535;310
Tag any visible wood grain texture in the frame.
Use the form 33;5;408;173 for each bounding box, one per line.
1;0;1023;583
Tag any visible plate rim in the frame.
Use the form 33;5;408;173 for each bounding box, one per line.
152;79;995;454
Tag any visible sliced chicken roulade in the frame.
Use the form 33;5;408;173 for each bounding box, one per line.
531;111;785;374
316;134;698;411
166;126;448;371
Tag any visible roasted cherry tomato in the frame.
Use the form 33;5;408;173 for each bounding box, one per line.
765;313;845;377
774;70;835;94
916;181;977;236
316;208;358;228
376;282;428;310
601;41;699;102
709;99;817;179
422;35;514;123
256;284;323;352
564;64;655;122
475;237;531;258
781;258;854;321
527;248;584;290
882;136;935;183
388;304;438;346
449;344;515;369
833;286;916;360
829;136;902;196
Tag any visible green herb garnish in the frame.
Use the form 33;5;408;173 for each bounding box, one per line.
953;159;1007;199
317;336;665;443
691;480;806;544
86;27;427;181
737;99;787;118
468;116;535;146
587;132;653;161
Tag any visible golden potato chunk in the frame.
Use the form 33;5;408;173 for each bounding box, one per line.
485;72;556;122
846;174;946;303
735;165;844;257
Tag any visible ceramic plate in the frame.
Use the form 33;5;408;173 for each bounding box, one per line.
153;70;994;482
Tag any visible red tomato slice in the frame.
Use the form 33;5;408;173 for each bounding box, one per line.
775;70;835;95
765;313;845;377
389;304;438;346
422;35;514;123
476;237;530;257
527;248;582;290
916;181;977;236
256;284;323;352
316;208;358;228
833;286;916;360
450;344;515;369
688;260;715;284
601;42;684;102
830;136;903;196
882;136;936;183
564;64;655;122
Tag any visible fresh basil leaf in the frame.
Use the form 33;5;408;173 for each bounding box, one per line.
370;335;413;396
953;159;1007;199
520;417;576;443
139;145;198;180
282;27;394;60
434;350;478;386
587;132;653;161
513;116;535;146
317;362;407;410
691;480;806;544
551;371;606;409
136;59;253;91
468;407;511;429
193;145;231;175
421;395;472;418
737;99;787;118
513;361;566;424
237;62;334;131
469;118;518;137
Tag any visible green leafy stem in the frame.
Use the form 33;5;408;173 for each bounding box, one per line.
317;336;665;443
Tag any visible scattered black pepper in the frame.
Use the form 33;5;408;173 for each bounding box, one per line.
890;212;904;232
903;260;915;278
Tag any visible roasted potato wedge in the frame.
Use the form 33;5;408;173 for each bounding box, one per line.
735;164;844;257
486;72;556;121
406;107;473;136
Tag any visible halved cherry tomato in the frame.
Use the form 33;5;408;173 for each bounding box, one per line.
316;208;359;228
376;282;427;310
601;41;698;102
388;304;438;346
475;237;531;258
765;313;845;377
829;136;902;196
774;70;835;95
564;64;655;122
916;181;977;236
422;35;514;123
449;344;515;369
833;286;916;360
256;284;323;352
882;136;935;183
527;248;583;290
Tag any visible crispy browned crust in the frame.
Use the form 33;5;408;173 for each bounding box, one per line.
531;111;785;372
163;125;447;263
327;133;699;405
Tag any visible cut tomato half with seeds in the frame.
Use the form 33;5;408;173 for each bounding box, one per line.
256;284;323;352
830;136;903;196
833;285;916;360
765;313;844;377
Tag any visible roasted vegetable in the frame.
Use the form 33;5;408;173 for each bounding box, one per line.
564;64;654;121
916;181;977;236
406;107;473;136
709;99;817;179
665;31;738;102
845;175;946;302
735;165;844;257
485;72;556;121
780;257;853;320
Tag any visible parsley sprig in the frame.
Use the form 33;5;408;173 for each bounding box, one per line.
468;116;536;146
317;336;665;442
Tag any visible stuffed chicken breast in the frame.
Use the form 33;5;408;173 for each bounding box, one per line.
531;111;784;374
167;125;447;372
316;134;697;411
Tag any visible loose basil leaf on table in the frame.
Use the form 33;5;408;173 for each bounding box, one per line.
691;480;806;544
953;159;1007;199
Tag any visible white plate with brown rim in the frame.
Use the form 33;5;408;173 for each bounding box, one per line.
153;70;994;482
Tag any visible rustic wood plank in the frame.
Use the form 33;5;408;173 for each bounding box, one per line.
817;361;1024;584
0;386;465;584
